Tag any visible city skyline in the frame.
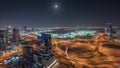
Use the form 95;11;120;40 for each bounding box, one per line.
0;0;120;27
0;0;120;67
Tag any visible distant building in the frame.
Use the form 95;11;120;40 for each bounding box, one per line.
106;22;117;39
32;27;34;32
22;26;27;31
117;27;120;39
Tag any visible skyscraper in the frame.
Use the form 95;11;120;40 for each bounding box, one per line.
33;34;54;67
0;29;7;50
13;28;20;44
106;22;117;39
6;25;13;45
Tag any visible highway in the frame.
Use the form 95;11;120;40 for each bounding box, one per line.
52;33;120;68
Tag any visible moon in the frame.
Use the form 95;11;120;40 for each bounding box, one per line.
54;4;58;8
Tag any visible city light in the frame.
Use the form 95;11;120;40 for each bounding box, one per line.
0;0;120;68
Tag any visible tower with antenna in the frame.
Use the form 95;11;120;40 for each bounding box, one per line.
106;21;116;39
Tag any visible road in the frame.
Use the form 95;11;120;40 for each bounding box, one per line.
1;33;120;68
52;35;120;68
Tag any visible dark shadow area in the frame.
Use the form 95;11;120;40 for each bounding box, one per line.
103;44;120;49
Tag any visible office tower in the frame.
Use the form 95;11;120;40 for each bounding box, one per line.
13;28;20;44
107;22;116;39
33;34;54;67
0;29;7;50
23;46;34;60
36;34;52;54
22;26;28;33
6;25;13;45
22;46;35;68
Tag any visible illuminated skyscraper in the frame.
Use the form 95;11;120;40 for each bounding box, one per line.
107;21;117;39
6;25;13;45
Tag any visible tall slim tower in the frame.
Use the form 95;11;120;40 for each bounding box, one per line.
13;28;20;44
107;21;116;39
6;25;13;45
0;30;7;50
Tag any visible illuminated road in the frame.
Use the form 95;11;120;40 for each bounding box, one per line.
0;45;23;68
0;33;120;68
52;33;120;68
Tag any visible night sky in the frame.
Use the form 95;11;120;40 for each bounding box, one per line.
0;0;120;27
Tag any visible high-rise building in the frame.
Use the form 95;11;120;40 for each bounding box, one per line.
23;46;34;60
106;22;117;39
22;46;35;68
22;26;27;33
13;28;20;44
20;34;55;68
0;29;7;50
33;34;55;67
36;34;52;54
6;25;13;45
